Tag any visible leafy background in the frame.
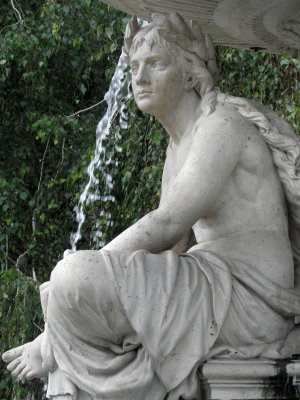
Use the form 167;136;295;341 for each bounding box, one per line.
0;0;299;398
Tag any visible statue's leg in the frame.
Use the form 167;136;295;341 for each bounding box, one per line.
44;250;166;400
48;250;133;342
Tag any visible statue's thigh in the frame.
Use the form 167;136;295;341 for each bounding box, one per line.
50;250;112;298
48;250;132;341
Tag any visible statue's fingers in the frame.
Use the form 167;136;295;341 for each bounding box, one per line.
2;345;24;363
7;357;21;371
11;361;26;377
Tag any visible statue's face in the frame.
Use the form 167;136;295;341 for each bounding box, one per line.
130;41;186;117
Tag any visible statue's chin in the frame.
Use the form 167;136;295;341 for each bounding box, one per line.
136;99;158;117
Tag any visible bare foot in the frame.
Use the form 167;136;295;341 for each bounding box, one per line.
2;333;49;380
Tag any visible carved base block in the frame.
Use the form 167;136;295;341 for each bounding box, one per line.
200;359;300;399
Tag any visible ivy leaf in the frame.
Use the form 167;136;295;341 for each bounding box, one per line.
105;26;113;40
20;192;28;200
80;83;87;95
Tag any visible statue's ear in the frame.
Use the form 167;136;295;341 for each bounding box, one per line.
184;74;197;91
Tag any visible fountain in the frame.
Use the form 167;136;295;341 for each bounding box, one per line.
2;6;300;400
70;53;132;250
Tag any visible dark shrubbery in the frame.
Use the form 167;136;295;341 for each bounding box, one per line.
0;0;299;397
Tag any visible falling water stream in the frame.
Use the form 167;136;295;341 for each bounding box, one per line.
70;53;132;250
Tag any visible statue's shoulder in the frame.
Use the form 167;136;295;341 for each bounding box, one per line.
194;103;251;142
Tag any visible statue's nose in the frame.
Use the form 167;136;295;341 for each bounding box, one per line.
135;64;150;85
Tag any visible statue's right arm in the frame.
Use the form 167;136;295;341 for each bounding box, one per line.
171;230;195;254
160;147;194;253
103;108;246;253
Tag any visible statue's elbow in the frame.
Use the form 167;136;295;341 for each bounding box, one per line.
153;209;187;248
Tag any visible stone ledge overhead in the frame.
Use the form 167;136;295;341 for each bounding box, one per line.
100;0;300;57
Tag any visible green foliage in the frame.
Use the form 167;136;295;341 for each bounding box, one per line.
0;1;299;398
216;47;299;132
0;0;128;397
0;267;44;399
0;0;127;282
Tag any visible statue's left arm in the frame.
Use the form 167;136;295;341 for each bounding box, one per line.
104;110;246;253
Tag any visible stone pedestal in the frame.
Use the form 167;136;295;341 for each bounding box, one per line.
200;359;300;399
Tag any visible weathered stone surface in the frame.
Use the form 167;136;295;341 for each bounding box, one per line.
101;0;300;56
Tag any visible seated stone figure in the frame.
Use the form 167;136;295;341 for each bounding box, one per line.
3;12;300;400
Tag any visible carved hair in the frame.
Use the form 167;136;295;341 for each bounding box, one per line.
124;14;300;281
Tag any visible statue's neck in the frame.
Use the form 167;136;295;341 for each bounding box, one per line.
158;90;202;144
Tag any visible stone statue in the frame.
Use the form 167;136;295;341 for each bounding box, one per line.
2;13;300;400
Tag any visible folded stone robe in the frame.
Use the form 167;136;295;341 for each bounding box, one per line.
40;245;300;400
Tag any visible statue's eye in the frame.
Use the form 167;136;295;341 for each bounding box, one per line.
152;60;165;70
131;65;138;75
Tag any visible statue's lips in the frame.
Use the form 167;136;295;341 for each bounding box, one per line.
137;90;153;98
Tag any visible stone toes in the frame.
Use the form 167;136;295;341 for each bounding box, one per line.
11;361;25;377
25;369;35;380
18;367;30;381
7;358;21;371
2;351;13;363
3;345;24;363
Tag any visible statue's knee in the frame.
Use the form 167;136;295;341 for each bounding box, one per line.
50;255;75;297
50;250;102;298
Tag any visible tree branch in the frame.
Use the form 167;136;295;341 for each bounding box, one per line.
67;99;105;118
37;135;50;195
54;137;65;180
14;0;24;18
0;20;21;35
0;246;16;266
16;250;28;269
11;0;22;22
1;0;23;35
1;0;29;36
5;235;9;270
32;135;50;233
32;318;43;332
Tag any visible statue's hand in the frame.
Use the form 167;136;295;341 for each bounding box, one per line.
63;249;75;259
